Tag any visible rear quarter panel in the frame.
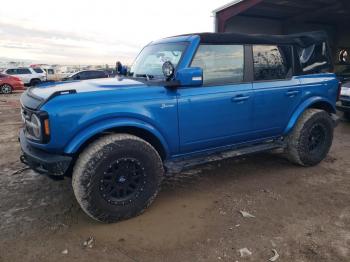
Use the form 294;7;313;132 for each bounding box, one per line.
284;73;338;134
297;73;338;106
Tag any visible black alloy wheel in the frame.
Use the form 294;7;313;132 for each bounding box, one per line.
99;158;146;204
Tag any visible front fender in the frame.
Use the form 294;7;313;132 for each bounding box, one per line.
64;118;170;156
283;96;336;135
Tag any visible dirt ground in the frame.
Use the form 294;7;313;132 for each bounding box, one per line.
0;92;349;262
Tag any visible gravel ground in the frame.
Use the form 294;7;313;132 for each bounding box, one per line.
0;92;349;262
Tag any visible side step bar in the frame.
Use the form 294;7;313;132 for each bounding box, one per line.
164;140;286;175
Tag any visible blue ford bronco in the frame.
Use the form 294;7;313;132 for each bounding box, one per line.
19;32;340;222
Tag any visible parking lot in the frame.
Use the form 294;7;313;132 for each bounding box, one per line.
0;92;349;262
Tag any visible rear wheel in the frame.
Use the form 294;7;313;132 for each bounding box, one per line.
286;109;334;166
72;134;164;223
1;84;13;94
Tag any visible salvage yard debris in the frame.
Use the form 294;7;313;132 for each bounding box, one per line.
61;249;68;255
83;236;95;249
239;247;252;257
10;167;30;176
269;249;279;261
239;211;255;218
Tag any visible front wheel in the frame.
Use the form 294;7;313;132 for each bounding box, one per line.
30;79;41;86
1;84;13;94
72;134;164;223
286;109;334;166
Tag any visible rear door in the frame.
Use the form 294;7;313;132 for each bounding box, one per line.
177;44;254;154
13;68;32;84
251;45;302;137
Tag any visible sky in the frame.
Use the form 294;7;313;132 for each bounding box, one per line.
0;0;230;65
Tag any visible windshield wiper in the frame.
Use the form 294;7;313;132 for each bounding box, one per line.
135;74;155;81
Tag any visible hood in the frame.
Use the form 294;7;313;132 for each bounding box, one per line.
21;77;146;110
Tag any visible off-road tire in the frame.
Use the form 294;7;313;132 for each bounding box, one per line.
30;79;41;86
286;109;334;166
72;134;164;223
1;84;13;94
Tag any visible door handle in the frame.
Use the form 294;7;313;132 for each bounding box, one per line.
232;95;250;102
286;90;300;97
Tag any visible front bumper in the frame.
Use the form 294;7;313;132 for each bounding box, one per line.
19;129;72;176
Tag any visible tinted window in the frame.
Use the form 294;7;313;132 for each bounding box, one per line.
33;68;44;73
94;71;106;78
89;71;101;78
298;42;331;74
47;69;54;74
78;71;90;79
85;71;95;79
191;45;244;85
6;69;16;74
17;68;31;74
73;73;83;79
253;45;292;81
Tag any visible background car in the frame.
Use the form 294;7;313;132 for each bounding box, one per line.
3;67;46;86
336;81;350;120
62;70;109;81
0;73;25;94
335;64;350;84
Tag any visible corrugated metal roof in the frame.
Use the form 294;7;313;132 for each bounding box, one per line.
212;0;245;14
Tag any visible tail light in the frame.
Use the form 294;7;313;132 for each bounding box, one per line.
337;81;342;101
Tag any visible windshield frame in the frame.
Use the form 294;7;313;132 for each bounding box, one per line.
129;41;189;79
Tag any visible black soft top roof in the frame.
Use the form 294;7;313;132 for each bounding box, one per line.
181;31;328;48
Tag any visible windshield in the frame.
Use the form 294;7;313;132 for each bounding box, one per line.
130;42;187;78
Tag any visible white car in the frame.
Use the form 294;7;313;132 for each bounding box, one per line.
3;67;46;86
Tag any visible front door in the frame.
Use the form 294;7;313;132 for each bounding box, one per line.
177;44;254;154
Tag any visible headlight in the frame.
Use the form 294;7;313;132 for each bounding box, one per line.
22;107;50;143
26;114;42;139
31;114;42;138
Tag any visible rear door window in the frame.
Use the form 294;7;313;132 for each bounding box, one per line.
6;69;16;74
298;42;331;74
253;45;292;81
191;44;244;85
17;68;32;74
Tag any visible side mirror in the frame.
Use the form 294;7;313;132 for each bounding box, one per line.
175;67;203;87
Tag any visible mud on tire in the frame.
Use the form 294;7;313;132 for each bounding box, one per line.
286;109;334;167
72;134;164;223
